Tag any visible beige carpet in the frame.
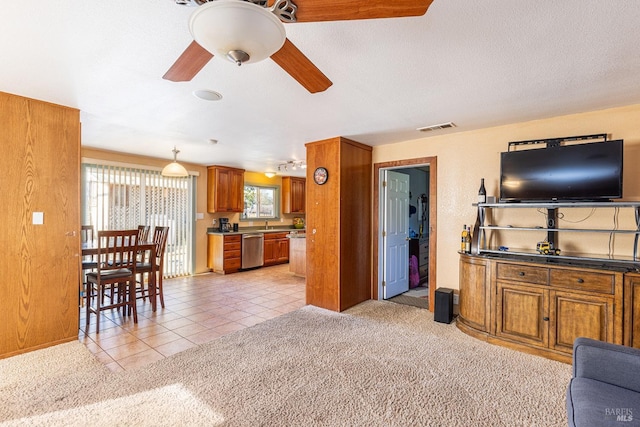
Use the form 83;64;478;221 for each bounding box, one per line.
0;300;571;426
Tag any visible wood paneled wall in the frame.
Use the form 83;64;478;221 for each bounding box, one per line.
305;137;372;312
0;92;80;358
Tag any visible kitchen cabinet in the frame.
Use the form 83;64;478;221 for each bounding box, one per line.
282;176;306;214
263;232;289;266
458;253;623;362
207;166;245;213
1;92;80;358
305;136;372;312
208;234;242;274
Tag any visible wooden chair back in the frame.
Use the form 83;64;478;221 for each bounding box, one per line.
96;229;139;273
137;225;151;242
152;226;170;266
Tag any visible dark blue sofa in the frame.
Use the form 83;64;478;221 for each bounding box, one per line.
567;337;640;426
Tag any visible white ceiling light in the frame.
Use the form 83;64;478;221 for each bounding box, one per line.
189;1;286;66
265;172;276;178
161;147;189;177
193;89;223;101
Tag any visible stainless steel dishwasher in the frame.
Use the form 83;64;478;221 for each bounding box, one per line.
241;233;264;269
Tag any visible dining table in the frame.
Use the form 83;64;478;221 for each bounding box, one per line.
81;240;159;311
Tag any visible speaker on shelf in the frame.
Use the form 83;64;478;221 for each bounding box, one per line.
434;288;454;324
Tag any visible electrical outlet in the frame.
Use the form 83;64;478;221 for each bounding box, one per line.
453;294;459;305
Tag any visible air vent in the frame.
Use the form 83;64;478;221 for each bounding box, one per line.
416;122;456;132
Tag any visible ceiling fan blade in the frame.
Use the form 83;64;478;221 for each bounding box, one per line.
293;0;434;22
270;38;332;94
163;41;213;82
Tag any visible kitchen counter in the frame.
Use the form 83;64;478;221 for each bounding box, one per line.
207;227;305;236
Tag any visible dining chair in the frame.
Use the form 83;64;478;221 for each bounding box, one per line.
136;226;169;310
79;225;97;307
85;229;139;333
137;225;151;242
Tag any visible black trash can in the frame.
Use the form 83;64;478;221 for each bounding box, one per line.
434;288;454;324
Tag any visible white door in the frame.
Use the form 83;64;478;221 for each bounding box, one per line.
383;170;410;299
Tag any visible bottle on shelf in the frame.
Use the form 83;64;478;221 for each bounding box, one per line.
460;225;468;252
465;225;472;253
478;178;486;204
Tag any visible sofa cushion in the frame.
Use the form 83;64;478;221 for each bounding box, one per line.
567;377;640;427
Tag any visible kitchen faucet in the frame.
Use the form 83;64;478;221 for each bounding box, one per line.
265;220;269;230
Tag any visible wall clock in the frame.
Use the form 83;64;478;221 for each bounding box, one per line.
313;167;328;185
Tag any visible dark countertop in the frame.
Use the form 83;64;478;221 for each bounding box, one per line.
207;227;305;236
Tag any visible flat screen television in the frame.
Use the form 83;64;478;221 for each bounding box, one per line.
499;140;623;202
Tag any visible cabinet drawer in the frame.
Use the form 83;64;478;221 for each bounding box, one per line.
224;257;241;269
420;243;429;252
264;232;288;240
224;235;241;243
419;253;429;265
224;250;241;259
550;270;615;294
497;263;548;285
224;242;241;251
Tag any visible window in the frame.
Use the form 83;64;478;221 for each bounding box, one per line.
81;163;195;278
243;184;279;219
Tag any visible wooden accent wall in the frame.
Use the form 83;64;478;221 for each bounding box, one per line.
0;92;80;358
305;137;372;312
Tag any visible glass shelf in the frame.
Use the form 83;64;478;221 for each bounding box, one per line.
472;201;640;266
480;225;640;234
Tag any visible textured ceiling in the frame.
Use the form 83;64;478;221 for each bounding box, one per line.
2;1;640;175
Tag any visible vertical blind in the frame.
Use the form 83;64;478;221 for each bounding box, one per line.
81;163;194;278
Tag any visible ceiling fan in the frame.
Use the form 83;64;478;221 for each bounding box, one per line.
163;0;434;93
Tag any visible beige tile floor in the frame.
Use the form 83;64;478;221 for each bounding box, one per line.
79;264;305;372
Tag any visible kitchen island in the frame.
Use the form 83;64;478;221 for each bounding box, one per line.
287;233;306;277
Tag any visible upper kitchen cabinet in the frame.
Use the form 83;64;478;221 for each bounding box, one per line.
207;166;245;213
282;176;306;214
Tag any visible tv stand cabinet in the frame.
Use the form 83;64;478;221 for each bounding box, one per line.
458;253;627;363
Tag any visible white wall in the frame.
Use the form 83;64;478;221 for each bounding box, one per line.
373;103;640;291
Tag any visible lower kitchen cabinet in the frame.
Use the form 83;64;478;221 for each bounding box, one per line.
264;232;289;266
208;234;241;274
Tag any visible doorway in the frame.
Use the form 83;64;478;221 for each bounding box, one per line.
373;157;437;311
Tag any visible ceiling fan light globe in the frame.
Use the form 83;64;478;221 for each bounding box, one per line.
190;1;286;64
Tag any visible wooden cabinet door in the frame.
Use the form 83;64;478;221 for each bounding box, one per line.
215;168;231;211
625;274;640;349
228;169;244;212
458;256;490;332
207;166;245;213
277;238;290;262
495;282;549;347
263;239;277;265
550;290;615;353
282;177;306;214
291;178;306;213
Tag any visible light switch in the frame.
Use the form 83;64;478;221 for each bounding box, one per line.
196;212;204;220
33;212;44;225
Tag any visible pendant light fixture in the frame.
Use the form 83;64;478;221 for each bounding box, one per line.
162;147;189;177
